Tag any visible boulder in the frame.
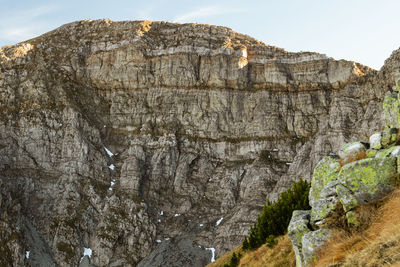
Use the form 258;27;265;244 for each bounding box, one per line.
381;128;398;147
339;157;397;212
375;145;400;158
310;181;340;228
366;149;378;158
383;91;400;129
301;229;331;266
338;142;367;166
288;210;312;267
309;156;340;208
369;132;382;150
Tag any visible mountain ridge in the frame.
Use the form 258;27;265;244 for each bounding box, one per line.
0;19;398;266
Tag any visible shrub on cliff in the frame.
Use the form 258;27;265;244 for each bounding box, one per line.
243;179;311;250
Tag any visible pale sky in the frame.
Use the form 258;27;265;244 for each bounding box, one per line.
1;0;400;70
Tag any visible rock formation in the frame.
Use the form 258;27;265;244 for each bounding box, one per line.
288;80;400;266
0;19;399;266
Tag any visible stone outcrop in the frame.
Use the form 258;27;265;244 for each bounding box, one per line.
1;19;399;266
289;80;400;266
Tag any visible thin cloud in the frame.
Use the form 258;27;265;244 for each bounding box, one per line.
173;6;242;23
0;5;58;45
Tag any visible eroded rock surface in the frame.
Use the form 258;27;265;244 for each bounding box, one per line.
0;19;399;266
289;80;400;266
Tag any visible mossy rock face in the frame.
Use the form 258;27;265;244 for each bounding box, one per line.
288;210;311;267
381;128;398;147
309;156;340;207
310;181;340;228
383;91;400;129
336;184;358;212
394;78;400;91
301;229;331;266
339;157;397;209
375;145;400;158
366;149;378;158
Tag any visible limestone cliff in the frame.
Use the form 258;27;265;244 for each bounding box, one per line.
0;19;397;266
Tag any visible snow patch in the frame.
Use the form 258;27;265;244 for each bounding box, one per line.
104;147;114;157
272;148;278;152
286;162;292;166
216;217;223;226
174;213;181;217
108;164;115;170
199;224;204;227
83;248;92;258
158;219;161;223
160;211;164;216
109;179;116;191
156;240;161;243
26;251;30;259
206;247;215;262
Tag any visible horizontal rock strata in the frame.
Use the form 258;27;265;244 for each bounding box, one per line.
1;19;399;266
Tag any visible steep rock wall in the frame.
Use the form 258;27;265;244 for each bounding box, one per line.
0;19;397;266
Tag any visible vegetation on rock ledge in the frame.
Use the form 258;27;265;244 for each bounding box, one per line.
243;179;311;251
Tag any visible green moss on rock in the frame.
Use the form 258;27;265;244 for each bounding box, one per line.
345;211;360;227
375;146;400;158
366;149;377;158
383;91;400;129
381;128;398;147
309;156;340;207
339;157;397;206
336;184;358;212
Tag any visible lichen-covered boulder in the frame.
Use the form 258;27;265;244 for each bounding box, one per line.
381;128;399;147
310;181;340;228
383;91;400;129
375;145;400;158
366;149;378;158
301;229;331;266
338;157;397;211
288;210;312;267
309;156;340;207
369;132;382;150
338;142;367;166
335;184;358;212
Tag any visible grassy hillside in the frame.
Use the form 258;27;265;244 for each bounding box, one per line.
209;190;400;267
316;189;400;266
207;235;295;267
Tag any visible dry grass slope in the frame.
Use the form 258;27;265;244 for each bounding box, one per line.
316;189;400;267
207;234;295;267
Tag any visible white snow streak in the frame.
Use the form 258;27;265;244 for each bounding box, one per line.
206;247;216;262
104;147;114;157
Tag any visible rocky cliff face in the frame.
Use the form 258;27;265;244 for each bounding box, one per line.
288;80;400;267
0;19;398;266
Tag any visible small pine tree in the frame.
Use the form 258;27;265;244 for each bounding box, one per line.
243;179;311;250
265;234;277;248
242;237;249;250
229;252;241;267
230;252;238;267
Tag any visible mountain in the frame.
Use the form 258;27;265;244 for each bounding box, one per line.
0;19;398;266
